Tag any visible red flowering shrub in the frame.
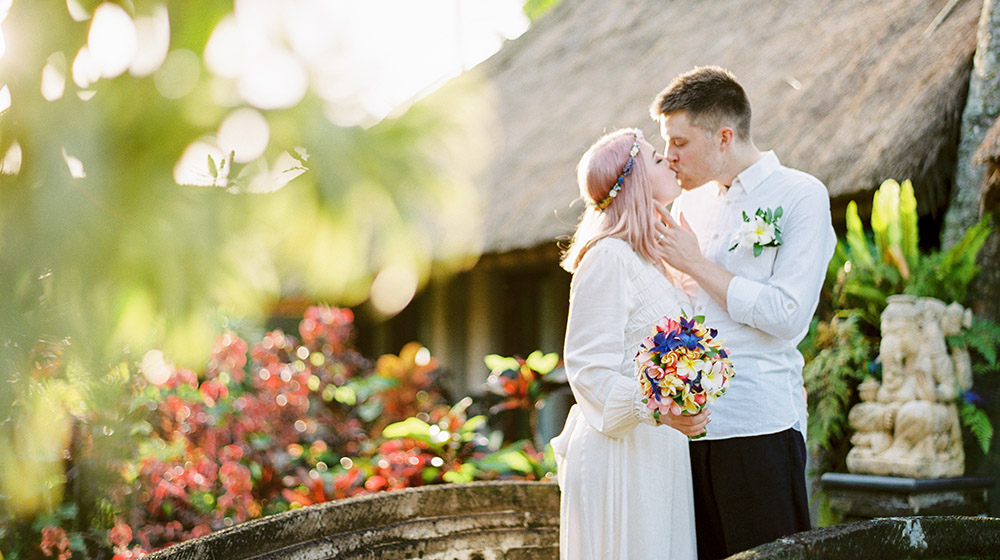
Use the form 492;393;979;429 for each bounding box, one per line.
1;305;556;559
39;526;72;560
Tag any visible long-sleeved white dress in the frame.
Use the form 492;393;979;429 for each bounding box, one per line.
550;237;696;560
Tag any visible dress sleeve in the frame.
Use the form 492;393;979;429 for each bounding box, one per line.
564;242;656;438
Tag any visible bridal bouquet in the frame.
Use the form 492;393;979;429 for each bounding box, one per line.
635;314;735;433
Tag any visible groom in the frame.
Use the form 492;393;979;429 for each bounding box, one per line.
650;66;836;559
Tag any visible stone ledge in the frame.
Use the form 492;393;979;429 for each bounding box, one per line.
144;481;560;560
731;516;1000;559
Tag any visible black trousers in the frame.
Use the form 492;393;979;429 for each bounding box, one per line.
688;428;811;560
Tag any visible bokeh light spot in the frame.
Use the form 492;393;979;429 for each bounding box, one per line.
415;346;432;367
173;139;226;186
217;108;270;163
370;265;418;316
130;5;170;77
61;147;86;178
88;3;138;79
141;349;173;386
244;150;306;193
237;49;308;110
0;84;9;114
1;140;21;175
66;0;90;21
203;15;244;79
72;46;100;89
154;49;200;100
41;52;67;102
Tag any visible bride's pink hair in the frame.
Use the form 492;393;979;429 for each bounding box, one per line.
561;128;663;272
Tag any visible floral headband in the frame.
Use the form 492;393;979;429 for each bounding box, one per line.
595;128;642;211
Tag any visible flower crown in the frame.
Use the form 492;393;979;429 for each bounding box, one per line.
595;128;643;211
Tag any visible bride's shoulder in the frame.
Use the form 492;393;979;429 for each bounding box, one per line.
582;237;636;264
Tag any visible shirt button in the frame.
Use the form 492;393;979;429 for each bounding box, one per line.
696;305;704;311
712;233;720;239
787;303;795;310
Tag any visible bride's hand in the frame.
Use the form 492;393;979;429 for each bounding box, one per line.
658;408;710;438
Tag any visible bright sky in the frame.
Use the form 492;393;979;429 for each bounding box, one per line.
325;0;530;124
2;1;530;189
29;0;530;125
197;0;530;126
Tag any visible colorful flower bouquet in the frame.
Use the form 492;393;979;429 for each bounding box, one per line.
635;315;735;437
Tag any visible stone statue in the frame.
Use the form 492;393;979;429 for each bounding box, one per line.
846;295;973;478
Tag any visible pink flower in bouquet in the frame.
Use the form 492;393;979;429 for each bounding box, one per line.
635;314;735;428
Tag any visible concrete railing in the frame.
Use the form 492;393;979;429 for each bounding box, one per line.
144;480;560;560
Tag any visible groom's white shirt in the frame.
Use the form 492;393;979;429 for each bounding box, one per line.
671;151;836;440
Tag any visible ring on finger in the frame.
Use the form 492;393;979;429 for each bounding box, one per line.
657;233;665;242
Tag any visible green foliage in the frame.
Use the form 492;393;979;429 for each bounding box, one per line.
830;178;993;335
960;399;994;454
906;219;992;304
803;317;871;455
949;317;1000;368
0;0;499;536
949;317;1000;455
1;308;561;558
871;179;919;272
805;178;998;479
522;0;564;21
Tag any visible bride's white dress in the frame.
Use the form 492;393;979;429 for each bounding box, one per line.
551;237;696;560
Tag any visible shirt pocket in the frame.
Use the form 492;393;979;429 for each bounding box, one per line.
724;231;778;282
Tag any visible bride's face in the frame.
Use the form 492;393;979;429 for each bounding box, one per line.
639;139;681;205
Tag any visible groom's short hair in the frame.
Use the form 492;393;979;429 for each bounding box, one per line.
650;66;752;140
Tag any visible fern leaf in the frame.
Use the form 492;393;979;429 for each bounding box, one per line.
959;400;994;454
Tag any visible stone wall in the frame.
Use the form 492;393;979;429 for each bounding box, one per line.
143;480;559;560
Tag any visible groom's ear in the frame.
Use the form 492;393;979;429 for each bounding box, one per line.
717;127;735;152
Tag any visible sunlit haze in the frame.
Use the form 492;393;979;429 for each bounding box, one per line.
203;0;529;125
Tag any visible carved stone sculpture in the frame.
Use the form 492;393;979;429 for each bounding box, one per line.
846;295;973;478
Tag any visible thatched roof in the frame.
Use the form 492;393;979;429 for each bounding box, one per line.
975;116;1000;213
472;0;980;255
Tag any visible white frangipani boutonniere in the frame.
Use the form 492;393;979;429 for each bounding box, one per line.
729;206;783;257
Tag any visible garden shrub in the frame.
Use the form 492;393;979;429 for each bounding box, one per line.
0;306;555;559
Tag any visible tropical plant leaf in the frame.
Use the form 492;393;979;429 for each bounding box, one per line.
484;354;520;373
525;350;559;375
442;463;477;483
899;179;919;266
844;201;873;266
382;417;432;442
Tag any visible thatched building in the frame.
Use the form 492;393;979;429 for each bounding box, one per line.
361;0;982;395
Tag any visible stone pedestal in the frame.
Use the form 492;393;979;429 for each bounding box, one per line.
822;472;995;523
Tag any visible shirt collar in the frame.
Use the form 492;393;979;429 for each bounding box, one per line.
731;151;779;194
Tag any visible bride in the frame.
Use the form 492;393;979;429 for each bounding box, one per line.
551;128;708;559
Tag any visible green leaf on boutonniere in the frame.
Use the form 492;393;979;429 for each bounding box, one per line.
753;244;763;257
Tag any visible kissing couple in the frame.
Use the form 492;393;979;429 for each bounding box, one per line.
550;66;836;560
